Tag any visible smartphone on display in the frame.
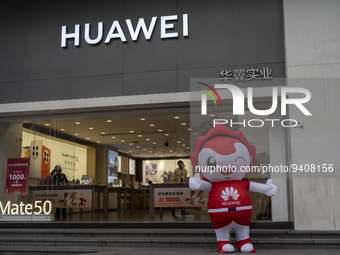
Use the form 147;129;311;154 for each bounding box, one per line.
30;140;51;178
42;145;51;178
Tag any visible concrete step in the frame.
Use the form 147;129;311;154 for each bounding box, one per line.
1;247;340;255
1;228;340;239
0;235;340;246
0;228;339;254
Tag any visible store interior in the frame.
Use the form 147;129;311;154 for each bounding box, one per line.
22;106;192;184
15;105;275;223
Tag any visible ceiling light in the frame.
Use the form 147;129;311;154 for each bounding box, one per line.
86;138;90;140
146;138;150;141
165;134;169;136
187;128;191;131
150;124;155;127
97;141;101;143
129;130;134;133
138;134;142;137
111;136;116;139
129;143;133;145
143;149;146;151
107;120;112;123
140;118;146;121
136;146;140;148
75;134;79;136
177;141;181;144
181;122;186;126
121;139;125;142
75;122;80;125
174;116;180;119
158;129;163;132
44;123;50;126
60;128;65;131
89;127;94;130
153;142;157;144
101;132;106;135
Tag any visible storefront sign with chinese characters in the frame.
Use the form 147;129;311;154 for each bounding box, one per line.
220;67;273;82
154;187;193;207
5;158;30;195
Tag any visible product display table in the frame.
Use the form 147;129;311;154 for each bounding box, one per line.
94;185;150;216
134;188;149;211
28;185;151;217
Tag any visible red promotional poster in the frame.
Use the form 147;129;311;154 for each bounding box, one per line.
5;158;30;195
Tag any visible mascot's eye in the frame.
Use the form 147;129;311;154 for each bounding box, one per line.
207;156;217;167
235;156;246;163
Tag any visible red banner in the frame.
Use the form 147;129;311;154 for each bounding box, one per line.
5;158;30;195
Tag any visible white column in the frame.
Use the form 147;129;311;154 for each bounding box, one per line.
269;112;289;221
283;0;340;230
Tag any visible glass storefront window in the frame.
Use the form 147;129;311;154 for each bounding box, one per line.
0;106;289;223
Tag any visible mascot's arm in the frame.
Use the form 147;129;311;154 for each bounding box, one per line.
189;173;212;193
249;179;277;196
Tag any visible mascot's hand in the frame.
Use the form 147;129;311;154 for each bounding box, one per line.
264;179;277;197
189;173;212;192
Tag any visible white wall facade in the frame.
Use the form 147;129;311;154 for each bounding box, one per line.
283;0;340;230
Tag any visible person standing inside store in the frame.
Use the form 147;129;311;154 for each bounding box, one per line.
172;160;189;215
52;165;69;217
174;160;188;182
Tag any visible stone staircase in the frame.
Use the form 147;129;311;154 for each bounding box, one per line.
0;223;339;254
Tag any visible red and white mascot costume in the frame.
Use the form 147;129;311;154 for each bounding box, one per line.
190;125;277;253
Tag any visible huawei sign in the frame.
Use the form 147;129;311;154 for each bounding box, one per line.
61;14;189;47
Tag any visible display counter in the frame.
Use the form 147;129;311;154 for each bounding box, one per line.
28;185;95;215
29;185;150;217
30;184;206;219
134;188;149;211
149;183;208;218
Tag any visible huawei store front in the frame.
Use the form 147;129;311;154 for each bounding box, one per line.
0;0;291;225
1;103;289;224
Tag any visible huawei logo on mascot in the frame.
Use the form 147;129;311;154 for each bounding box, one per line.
221;187;239;201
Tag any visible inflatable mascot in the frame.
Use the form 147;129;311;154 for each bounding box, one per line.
190;125;277;253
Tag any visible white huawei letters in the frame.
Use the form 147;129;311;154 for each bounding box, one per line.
61;14;189;47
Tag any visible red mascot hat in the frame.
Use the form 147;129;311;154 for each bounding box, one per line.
190;125;256;171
